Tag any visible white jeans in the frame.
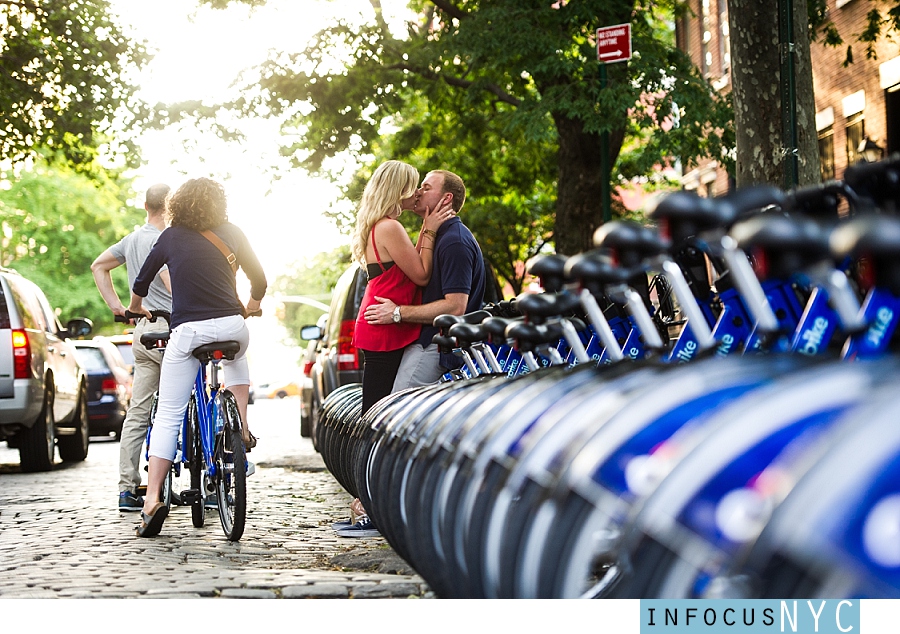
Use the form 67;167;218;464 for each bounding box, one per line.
148;315;249;460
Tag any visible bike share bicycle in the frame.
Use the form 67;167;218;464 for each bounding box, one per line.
126;308;260;541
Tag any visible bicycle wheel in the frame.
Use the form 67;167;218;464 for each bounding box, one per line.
215;390;246;541
186;395;205;528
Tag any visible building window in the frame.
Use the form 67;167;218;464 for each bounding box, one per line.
818;127;835;181
846;115;865;166
701;0;712;77
719;1;730;73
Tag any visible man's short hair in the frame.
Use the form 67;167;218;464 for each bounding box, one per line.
432;170;466;212
145;183;170;213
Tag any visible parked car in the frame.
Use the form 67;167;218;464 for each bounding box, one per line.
106;331;134;374
0;267;93;471
257;380;300;399
300;261;502;447
72;338;132;440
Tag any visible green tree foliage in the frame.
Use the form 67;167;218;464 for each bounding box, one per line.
0;155;141;332
272;246;352;344
202;0;732;258
809;0;900;64
0;0;149;168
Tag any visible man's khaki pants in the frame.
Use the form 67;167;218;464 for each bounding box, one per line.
118;316;168;494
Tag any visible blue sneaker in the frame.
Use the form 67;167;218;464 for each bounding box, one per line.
335;515;380;538
118;490;144;512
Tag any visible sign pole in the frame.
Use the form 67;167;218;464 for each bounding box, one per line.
596;23;631;226
601;63;611;224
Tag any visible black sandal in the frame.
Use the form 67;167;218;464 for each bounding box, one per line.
136;503;169;538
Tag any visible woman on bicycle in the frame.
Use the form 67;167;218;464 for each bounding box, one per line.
337;160;454;537
129;177;267;537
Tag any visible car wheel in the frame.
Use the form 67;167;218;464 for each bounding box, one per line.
276;390;288;399
19;385;56;473
58;382;90;462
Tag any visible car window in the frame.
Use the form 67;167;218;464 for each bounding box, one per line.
115;344;135;367
73;347;109;373
0;279;10;329
34;288;63;335
5;275;44;331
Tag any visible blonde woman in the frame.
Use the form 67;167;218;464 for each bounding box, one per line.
352;160;455;414
339;160;453;538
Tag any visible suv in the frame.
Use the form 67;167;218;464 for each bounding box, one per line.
0;268;93;471
300;260;503;445
301;265;367;445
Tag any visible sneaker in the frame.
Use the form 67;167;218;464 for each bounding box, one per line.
335;515;380;538
246;461;255;477
118;490;144;512
331;518;353;530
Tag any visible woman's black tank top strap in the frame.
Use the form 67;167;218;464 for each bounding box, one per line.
368;222;395;279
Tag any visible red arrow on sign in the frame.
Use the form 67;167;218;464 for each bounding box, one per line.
596;23;632;64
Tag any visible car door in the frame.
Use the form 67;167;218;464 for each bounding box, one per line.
34;286;79;421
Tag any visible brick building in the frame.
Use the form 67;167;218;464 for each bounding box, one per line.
675;0;900;193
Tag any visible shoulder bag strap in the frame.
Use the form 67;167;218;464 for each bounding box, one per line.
200;229;238;274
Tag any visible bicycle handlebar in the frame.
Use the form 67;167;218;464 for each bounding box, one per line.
115;310;172;324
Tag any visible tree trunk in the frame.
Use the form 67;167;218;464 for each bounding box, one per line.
729;0;820;188
552;114;625;255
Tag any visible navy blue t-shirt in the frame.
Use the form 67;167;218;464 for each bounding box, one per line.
416;216;486;369
133;223;267;329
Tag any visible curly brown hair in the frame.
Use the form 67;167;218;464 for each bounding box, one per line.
166;177;228;231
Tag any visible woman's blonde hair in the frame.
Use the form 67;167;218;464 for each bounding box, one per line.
166;177;228;231
352;160;419;267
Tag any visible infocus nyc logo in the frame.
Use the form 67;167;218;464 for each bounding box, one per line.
640;600;859;634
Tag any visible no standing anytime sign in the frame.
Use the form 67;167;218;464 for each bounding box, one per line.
596;23;632;64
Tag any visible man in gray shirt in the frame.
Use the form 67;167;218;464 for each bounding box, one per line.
91;183;173;511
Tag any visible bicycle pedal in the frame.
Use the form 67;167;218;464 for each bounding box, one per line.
180;489;201;505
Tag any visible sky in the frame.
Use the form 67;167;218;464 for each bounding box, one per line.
105;0;408;381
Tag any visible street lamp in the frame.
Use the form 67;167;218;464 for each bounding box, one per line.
858;137;884;163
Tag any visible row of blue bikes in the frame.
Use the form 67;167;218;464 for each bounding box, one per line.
318;154;900;599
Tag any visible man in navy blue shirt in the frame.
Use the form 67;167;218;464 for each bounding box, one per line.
364;169;485;389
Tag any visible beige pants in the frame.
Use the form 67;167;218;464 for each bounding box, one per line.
118;317;168;493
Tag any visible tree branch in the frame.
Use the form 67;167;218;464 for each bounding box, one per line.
387;62;522;107
429;0;468;22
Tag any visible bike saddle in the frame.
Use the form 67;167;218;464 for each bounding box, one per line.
515;292;581;324
527;254;569;293
729;212;832;281
830;214;900;295
139;331;170;349
842;153;900;212
482;316;520;344
448;322;485;348
505;321;559;353
719;184;787;224
432;334;457;354
647;190;725;245
192;340;241;362
463;309;492;325
784;181;844;222
434;313;463;333
593;220;670;268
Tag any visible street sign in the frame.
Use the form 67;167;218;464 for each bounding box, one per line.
596;23;632;64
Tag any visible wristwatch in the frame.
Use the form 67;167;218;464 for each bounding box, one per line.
392;306;402;323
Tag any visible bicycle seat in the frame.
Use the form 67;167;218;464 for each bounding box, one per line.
192;340;241;362
593;220;670;268
504;321;558;353
448;322;485;347
432;334;457;354
563;249;631;295
462;310;492;325
719;184;787;223
647;190;724;244
784;182;843;222
527;254;569;293
433;313;463;333
729;213;832;280
830;214;900;294
515;292;581;323
139;331;170;350
482;316;519;344
843;153;900;211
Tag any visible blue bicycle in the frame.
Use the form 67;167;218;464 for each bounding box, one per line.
132;311;250;542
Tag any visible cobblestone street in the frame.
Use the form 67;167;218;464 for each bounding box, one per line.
0;398;430;599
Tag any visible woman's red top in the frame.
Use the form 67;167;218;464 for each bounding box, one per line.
352;222;422;352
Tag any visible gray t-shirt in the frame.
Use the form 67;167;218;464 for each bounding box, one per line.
110;224;172;313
